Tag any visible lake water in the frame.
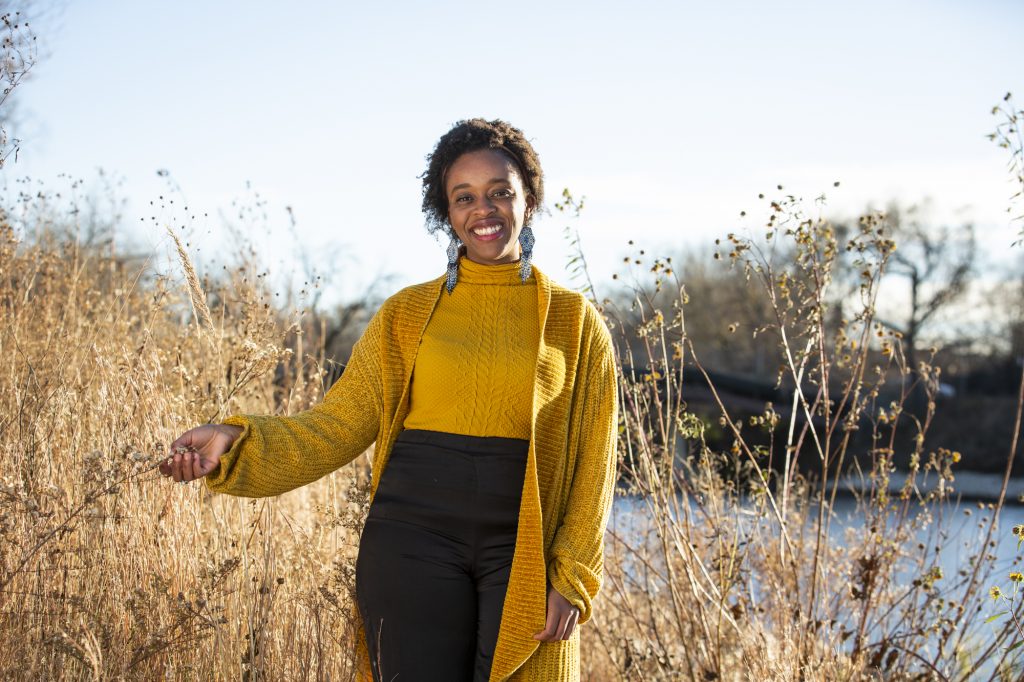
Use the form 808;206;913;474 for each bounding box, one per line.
609;474;1024;677
612;472;1024;578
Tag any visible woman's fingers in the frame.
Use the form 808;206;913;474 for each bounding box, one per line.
162;426;218;483
533;610;559;641
533;587;580;642
163;430;193;481
190;450;206;480
178;451;198;483
563;609;579;640
162;424;234;484
169;431;193;453
159;448;198;483
533;608;574;642
557;608;577;640
554;612;569;641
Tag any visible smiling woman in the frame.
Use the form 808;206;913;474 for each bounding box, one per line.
160;118;618;682
421;119;546;295
445;149;536;267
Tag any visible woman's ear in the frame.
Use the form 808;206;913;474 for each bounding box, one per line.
525;195;537;225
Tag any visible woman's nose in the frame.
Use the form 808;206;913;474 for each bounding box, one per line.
474;195;497;214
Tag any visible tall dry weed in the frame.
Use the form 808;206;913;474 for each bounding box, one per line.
3;96;1023;681
0;196;369;680
576;193;1022;681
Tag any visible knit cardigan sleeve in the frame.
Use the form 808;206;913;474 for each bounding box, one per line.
546;304;619;624
204;305;387;498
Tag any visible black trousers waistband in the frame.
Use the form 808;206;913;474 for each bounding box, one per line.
395;428;530;457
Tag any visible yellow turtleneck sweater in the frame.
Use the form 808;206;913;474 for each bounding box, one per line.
207;263;619;682
403;258;538;439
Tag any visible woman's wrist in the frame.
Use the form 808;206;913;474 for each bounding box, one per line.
218;423;244;443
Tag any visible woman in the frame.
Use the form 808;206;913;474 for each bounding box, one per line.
160;119;619;681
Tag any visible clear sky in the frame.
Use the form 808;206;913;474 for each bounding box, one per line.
6;0;1024;307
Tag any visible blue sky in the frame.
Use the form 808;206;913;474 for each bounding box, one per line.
7;0;1024;307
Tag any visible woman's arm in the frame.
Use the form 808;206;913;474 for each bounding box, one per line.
199;305;389;498
545;309;619;625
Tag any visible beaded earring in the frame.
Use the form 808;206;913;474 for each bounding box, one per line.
445;234;461;294
518;225;535;283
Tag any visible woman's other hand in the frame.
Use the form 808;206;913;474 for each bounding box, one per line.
159;424;243;484
533;585;580;642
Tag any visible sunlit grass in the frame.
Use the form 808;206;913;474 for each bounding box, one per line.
2;94;1022;682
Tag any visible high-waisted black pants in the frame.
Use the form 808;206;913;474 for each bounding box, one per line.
355;429;528;682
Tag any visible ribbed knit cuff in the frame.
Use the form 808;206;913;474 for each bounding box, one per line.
547;559;592;624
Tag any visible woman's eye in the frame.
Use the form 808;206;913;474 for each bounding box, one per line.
492;189;514;198
454;195;472;204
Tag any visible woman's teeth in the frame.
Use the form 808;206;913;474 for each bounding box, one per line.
473;225;501;236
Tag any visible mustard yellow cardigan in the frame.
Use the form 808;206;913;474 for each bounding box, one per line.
206;264;619;681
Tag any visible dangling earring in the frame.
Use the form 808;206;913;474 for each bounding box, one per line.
519;225;535;283
446;234;461;293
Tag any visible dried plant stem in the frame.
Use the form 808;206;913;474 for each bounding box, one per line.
166;225;214;336
957;360;1024;679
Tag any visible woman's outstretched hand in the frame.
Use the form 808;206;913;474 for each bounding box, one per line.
159;424;243;484
533;585;580;642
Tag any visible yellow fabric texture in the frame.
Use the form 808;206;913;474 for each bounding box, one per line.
403;258;539;439
206;260;619;682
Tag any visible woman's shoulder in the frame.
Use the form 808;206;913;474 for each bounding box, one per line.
537;267;583;303
374;275;445;317
537;269;611;342
356;275;445;347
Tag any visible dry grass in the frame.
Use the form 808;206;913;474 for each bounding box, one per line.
3;96;1023;680
0;209;371;680
577;196;1024;681
3;197;1020;682
2;199;1022;682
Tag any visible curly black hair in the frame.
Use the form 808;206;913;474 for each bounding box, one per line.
421;118;544;238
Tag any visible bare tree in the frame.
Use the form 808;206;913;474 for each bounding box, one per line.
988;92;1024;244
880;201;976;373
0;3;38;168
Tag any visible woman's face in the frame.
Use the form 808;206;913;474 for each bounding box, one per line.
445;149;535;265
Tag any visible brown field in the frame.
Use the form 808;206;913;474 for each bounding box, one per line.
2;185;1024;681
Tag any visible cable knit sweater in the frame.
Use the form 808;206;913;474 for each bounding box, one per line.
403;258;539;439
205;260;619;682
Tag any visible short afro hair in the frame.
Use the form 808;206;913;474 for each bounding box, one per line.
421;118;544;238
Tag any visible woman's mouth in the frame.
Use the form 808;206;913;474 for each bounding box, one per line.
471;223;504;241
